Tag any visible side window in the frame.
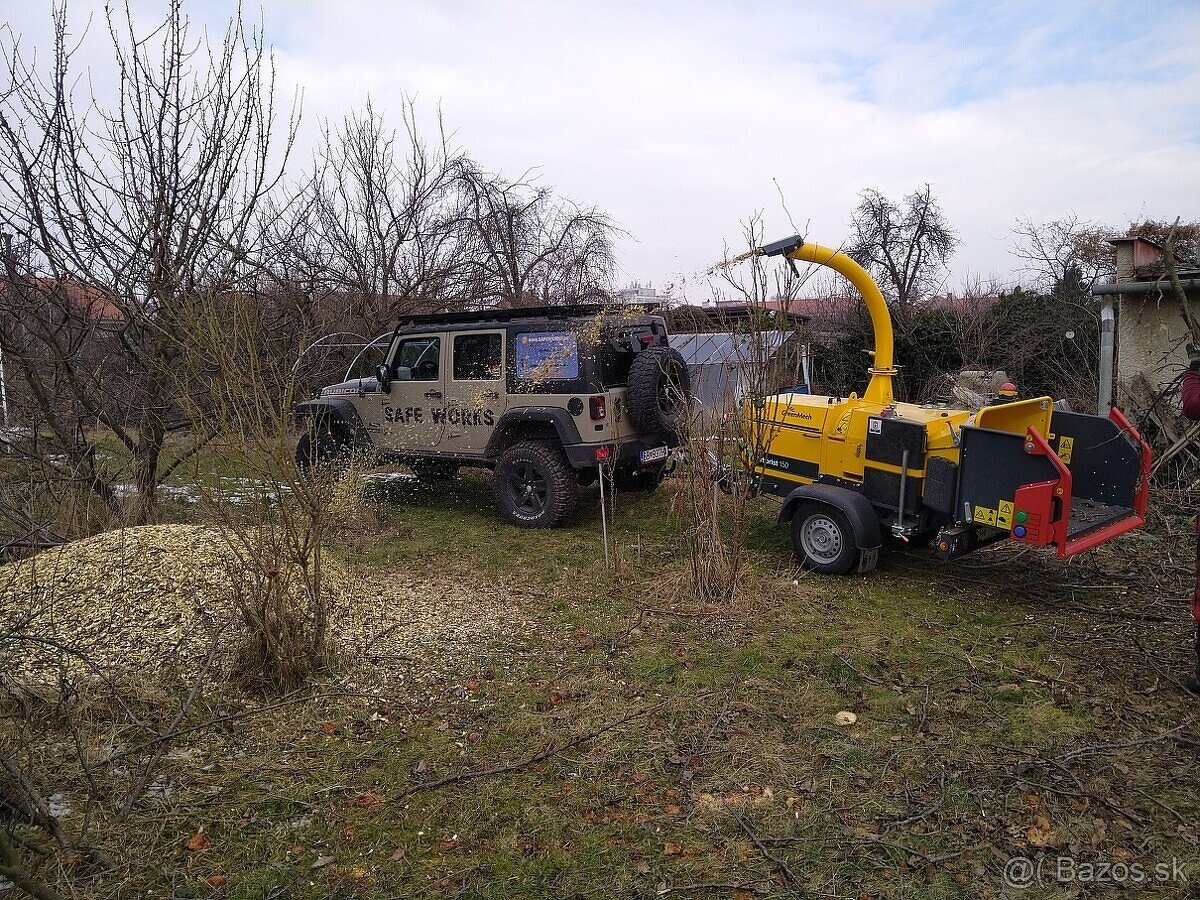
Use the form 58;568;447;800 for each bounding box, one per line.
514;331;580;382
394;337;440;381
453;333;503;381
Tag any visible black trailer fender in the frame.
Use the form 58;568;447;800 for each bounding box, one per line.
779;483;882;550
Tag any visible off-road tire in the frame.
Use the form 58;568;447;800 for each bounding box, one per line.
295;426;350;477
493;440;578;528
791;502;861;575
410;459;459;482
627;347;690;438
613;462;667;493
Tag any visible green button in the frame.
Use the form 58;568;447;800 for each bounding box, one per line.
1015;510;1028;523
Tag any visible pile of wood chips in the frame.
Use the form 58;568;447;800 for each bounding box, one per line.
0;525;528;688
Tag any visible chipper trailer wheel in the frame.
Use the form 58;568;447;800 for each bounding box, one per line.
791;502;867;575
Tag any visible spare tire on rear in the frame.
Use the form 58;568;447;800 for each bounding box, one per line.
626;347;691;439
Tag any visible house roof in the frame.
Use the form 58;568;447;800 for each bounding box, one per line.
0;276;124;323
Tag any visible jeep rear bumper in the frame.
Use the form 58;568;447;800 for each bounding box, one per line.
562;436;676;470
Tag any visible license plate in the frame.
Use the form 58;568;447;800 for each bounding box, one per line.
639;445;669;465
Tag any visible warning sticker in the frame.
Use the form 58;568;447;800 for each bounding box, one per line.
868;418;882;434
997;500;1014;529
1058;436;1074;464
973;505;998;526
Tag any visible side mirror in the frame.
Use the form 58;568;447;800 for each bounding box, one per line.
376;364;391;393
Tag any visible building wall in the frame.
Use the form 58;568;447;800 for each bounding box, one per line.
1116;292;1200;402
1110;236;1199;409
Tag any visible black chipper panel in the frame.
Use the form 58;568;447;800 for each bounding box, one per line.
923;457;958;515
863;468;923;515
865;416;926;467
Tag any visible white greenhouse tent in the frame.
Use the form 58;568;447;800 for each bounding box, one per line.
668;331;810;413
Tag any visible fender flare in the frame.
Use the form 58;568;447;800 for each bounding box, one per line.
779;483;882;550
292;399;370;447
485;407;582;457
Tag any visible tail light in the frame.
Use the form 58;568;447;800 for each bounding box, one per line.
594;445;612;461
589;395;607;420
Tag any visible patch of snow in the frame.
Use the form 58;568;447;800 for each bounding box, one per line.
47;793;71;818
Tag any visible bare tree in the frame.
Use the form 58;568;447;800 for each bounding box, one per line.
263;97;470;325
846;184;958;308
457;167;616;307
0;275;120;547
172;289;353;692
1010;216;1200;296
0;1;297;526
670;217;800;602
1010;214;1115;290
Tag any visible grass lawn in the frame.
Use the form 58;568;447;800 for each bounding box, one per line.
11;471;1200;899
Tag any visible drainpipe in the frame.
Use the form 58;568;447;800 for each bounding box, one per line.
1097;295;1115;416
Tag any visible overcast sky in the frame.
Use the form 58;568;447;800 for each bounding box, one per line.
6;1;1199;301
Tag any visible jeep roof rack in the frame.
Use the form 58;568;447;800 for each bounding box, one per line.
392;303;660;330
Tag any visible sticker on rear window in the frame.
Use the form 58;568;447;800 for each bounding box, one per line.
515;332;579;381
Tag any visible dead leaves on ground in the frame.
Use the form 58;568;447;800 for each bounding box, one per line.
349;791;383;809
184;827;210;852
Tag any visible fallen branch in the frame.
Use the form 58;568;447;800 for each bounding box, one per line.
861;833;985;867
726;805;808;896
1054;721;1195;766
119;616;234;820
391;697;674;801
882;771;947;830
987;745;1148;827
0;751;114;870
832;652;886;687
658;882;765;897
0;829;66;900
0;864;65;900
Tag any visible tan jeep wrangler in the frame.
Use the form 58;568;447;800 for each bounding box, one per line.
293;305;691;527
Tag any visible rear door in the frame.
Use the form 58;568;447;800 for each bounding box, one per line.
377;333;446;453
443;329;506;455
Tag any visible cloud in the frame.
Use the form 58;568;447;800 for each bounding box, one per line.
6;0;1198;297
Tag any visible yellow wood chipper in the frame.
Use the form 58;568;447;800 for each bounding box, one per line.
746;236;1151;574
